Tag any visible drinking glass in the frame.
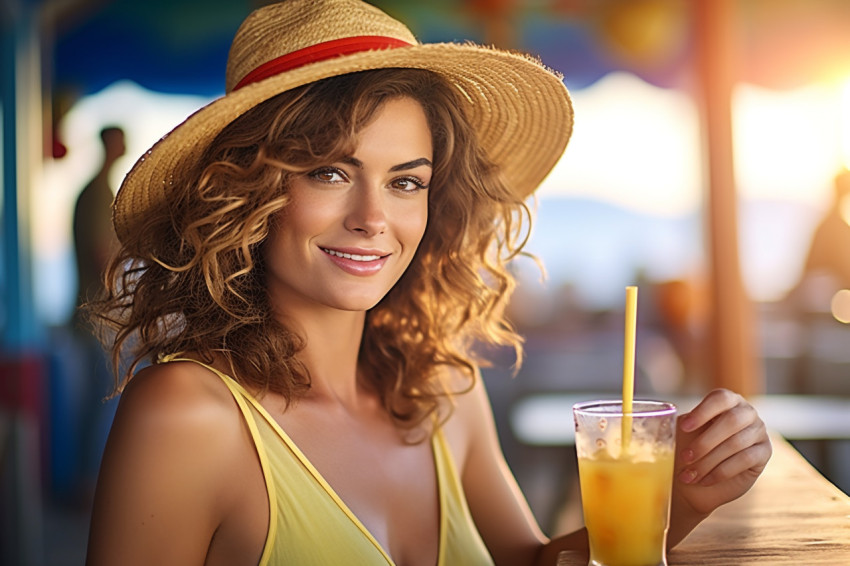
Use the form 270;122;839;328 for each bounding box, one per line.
573;400;677;566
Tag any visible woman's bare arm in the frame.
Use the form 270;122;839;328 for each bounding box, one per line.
86;363;247;565
449;375;586;565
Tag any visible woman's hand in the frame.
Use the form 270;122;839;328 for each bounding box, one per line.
668;389;772;545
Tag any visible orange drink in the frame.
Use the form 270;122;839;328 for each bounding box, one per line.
573;400;677;566
579;449;674;565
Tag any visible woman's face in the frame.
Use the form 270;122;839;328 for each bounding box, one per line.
264;96;432;315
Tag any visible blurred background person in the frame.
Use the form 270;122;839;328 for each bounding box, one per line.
782;168;850;395
73;126;124;311
799;168;850;292
69;125;125;504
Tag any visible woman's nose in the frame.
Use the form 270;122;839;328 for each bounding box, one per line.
344;183;387;236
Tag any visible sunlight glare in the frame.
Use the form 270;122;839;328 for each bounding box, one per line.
842;78;850;168
734;83;841;204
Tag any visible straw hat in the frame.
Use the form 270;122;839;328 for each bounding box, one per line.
112;0;574;243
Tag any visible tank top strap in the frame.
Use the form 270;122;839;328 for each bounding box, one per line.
430;422;494;565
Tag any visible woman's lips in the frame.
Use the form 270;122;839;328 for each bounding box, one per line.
321;247;390;276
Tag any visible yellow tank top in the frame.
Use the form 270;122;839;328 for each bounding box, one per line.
169;358;494;565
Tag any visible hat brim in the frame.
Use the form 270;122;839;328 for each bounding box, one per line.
113;42;574;243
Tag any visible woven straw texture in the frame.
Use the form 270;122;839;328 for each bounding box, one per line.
112;0;574;243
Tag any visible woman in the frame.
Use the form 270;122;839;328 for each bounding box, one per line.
86;1;771;565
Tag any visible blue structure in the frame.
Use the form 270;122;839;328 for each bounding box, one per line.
2;1;48;563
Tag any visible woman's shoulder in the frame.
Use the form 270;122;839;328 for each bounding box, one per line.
107;359;250;473
442;364;493;422
120;359;241;427
88;361;262;562
438;366;496;470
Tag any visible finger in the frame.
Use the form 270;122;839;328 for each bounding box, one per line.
678;420;766;484
679;389;743;433
680;402;759;465
697;438;772;486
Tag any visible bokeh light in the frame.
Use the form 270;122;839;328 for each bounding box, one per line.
830;288;850;323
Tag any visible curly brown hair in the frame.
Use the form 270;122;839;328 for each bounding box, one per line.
89;68;532;429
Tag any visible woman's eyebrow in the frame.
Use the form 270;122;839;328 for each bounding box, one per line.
341;156;433;171
389;158;433;171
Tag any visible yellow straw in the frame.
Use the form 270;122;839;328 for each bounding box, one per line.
622;286;638;453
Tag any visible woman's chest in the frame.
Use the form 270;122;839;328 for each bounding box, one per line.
274;405;442;565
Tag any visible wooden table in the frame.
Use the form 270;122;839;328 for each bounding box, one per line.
556;435;850;565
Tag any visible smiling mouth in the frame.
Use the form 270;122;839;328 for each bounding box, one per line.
322;248;386;262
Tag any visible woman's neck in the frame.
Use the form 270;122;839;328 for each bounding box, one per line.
282;306;368;406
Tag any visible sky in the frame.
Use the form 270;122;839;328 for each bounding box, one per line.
33;72;850;323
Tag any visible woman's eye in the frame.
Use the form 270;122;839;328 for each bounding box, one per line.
392;176;429;192
308;167;346;183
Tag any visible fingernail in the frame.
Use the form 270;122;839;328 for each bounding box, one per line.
679;468;698;484
681;449;695;464
680;416;696;432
